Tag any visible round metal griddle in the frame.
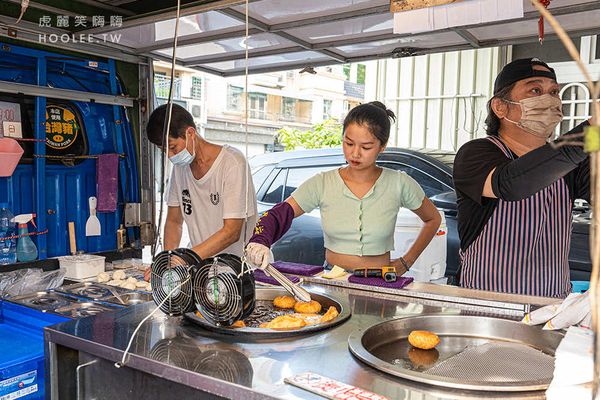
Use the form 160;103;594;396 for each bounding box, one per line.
185;287;351;339
348;314;564;392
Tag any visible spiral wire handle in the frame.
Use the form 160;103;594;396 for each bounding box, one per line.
193;254;255;326
150;249;196;316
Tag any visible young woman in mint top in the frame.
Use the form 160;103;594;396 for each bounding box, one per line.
245;102;441;275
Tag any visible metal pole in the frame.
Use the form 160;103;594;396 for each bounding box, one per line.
34;57;47;260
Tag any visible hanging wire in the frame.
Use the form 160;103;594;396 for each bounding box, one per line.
0;229;48;241
152;0;182;256
114;275;191;368
243;0;250;247
13;138;44;143
33;154;125;159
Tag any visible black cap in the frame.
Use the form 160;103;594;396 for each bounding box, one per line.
493;58;557;95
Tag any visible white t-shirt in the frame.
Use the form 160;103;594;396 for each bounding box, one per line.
166;145;257;257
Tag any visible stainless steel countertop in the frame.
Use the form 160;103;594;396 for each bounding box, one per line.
45;284;550;400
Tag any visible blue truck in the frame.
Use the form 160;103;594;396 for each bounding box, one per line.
0;41;148;267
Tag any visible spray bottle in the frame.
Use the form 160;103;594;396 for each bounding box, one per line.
13;213;38;262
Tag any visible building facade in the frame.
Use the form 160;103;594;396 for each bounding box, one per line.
153;61;366;156
370;34;599;152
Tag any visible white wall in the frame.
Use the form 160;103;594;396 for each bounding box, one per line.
212;141;265;157
370;48;501;152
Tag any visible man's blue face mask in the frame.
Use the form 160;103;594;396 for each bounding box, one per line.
169;133;195;166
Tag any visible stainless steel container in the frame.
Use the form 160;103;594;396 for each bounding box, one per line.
348;314;564;391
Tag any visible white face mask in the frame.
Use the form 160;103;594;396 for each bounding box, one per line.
169;134;196;166
503;94;564;139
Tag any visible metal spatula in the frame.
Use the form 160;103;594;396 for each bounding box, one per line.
85;196;101;236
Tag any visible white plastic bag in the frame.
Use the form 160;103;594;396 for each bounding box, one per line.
0;268;65;298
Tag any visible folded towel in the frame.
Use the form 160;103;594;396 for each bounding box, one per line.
271;261;323;276
348;275;413;289
96;154;119;212
254;269;300;286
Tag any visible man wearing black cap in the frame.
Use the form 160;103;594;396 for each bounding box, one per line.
453;58;590;298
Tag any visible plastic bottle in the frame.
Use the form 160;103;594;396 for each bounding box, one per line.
14;213;38;262
0;203;17;265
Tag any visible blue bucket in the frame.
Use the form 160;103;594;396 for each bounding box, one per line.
571;281;590;293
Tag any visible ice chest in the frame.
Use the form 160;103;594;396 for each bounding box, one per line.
58;254;105;280
0;301;68;399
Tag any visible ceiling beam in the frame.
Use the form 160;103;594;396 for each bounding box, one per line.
269;1;600;33
130;3;390;54
144;50;226;76
73;0;136;16
269;4;390;31
133;1;600;54
135;27;263;53
478;27;600;49
70;0;600;57
222;58;344;77
77;0;251;35
182;45;305;66
218;23;600;77
451;28;480;48
308;2;600;50
218;8;347;63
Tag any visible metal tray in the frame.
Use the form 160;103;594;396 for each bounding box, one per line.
103;291;152;305
55;282;126;300
56;282;151;304
348;314;564;392
184;287;351;339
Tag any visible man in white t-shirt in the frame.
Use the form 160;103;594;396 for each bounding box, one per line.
144;104;257;279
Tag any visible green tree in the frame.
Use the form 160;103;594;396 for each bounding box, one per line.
357;64;366;84
276;119;343;151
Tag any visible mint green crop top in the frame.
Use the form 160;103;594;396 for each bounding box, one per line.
291;168;425;256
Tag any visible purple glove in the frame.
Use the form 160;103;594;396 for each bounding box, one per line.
249;201;295;248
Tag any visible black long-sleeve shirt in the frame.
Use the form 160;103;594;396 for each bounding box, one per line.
453;122;590;251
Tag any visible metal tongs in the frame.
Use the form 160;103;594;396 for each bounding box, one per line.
265;263;311;303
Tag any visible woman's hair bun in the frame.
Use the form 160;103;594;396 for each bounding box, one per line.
368;101;396;122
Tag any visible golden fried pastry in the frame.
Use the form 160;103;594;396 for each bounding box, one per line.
230;320;246;328
408;330;440;350
291;313;322;326
273;295;296;309
320;306;339;323
259;322;269;328
263;315;306;330
408;348;439;369
294;300;322;314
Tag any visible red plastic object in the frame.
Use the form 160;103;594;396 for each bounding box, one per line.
0;137;24;177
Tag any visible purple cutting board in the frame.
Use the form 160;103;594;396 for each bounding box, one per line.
348;275;413;289
271;261;323;276
254;269;300;285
